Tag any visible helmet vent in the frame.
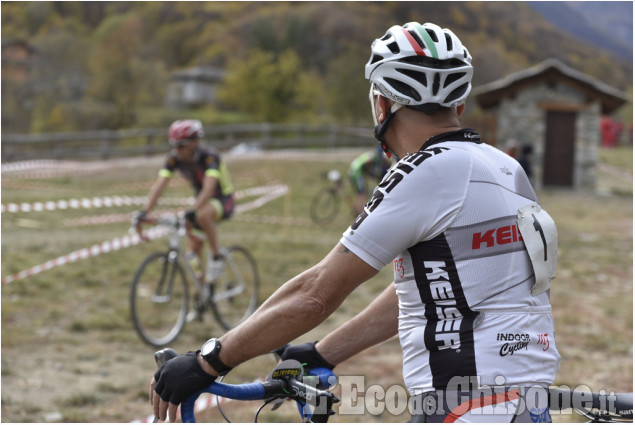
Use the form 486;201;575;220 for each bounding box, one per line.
407;29;426;50
432;73;440;96
443;83;469;104
398;55;466;70
387;41;400;54
370;54;384;65
445;33;453;51
397;68;428;87
425;28;439;43
443;72;465;88
385;77;421;102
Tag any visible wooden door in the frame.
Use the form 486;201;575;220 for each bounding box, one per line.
543;111;575;187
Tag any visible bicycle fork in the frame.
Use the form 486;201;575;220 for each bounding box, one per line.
151;251;179;303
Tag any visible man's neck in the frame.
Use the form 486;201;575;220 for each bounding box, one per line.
388;108;461;158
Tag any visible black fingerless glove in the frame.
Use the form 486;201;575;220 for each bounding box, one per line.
153;351;216;405
279;342;335;374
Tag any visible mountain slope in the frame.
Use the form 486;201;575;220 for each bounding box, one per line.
528;1;633;61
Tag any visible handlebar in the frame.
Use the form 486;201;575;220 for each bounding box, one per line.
131;212;186;242
154;348;339;423
549;387;633;422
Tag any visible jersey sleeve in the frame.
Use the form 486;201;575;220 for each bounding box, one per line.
340;146;472;270
202;152;234;195
159;156;177;178
202;153;221;178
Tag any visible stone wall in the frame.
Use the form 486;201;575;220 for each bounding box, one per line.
493;81;601;190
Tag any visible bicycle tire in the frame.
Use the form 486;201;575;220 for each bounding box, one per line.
130;251;189;347
309;187;340;225
209;246;259;330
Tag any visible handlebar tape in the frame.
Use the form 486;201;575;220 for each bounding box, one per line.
181;381;268;423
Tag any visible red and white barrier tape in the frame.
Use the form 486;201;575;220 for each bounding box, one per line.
1;159;80;173
1;184;288;214
2;184;289;285
2;157;164;180
63;210;181;227
1;226;169;285
1;196;190;213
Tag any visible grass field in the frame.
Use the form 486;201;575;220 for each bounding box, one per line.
1;146;632;423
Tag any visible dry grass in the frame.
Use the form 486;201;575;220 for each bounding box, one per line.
1;146;631;423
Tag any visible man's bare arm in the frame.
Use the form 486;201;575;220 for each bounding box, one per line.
216;243;379;369
142;176;170;212
316;282;399;366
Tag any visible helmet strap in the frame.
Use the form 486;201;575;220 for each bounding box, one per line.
373;103;404;159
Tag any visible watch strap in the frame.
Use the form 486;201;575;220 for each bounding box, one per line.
201;341;233;375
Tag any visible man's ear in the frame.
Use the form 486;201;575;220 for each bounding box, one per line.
377;95;392;123
456;103;465;117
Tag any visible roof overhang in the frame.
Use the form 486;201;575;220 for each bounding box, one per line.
473;59;629;114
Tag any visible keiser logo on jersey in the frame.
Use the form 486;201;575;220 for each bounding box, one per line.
425;260;462;351
472;224;523;250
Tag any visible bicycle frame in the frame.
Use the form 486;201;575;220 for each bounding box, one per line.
156;214;210;299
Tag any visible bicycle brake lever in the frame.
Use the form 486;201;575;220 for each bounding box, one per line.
155;348;178;367
152;348;179;423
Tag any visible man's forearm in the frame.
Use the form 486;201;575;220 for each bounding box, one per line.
143;177;169;212
316;282;399;366
218;244;379;369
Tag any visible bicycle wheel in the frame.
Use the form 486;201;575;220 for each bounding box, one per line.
309;187;340;225
130;251;189;347
209;246;259;330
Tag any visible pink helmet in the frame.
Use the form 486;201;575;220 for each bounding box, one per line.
168;120;204;145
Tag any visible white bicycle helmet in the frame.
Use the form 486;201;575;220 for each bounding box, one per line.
365;22;473;108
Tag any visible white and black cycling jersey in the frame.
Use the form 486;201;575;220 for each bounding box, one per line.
340;129;561;395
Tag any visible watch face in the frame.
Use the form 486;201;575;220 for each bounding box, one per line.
201;338;217;356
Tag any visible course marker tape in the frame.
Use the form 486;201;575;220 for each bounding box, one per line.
2;184;289;285
1;226;168;285
1;184;288;214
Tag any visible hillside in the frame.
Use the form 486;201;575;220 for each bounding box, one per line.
529;1;633;61
1;2;632;134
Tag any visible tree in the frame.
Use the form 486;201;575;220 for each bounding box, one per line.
87;13;166;128
217;49;323;123
324;45;373;125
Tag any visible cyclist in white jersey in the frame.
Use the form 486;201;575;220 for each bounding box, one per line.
149;22;560;424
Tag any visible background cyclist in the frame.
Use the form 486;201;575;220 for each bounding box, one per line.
149;22;560;423
134;119;235;284
348;144;392;215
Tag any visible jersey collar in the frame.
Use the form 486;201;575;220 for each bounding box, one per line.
419;128;482;151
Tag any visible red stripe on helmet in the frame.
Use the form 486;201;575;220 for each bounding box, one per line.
400;28;426;56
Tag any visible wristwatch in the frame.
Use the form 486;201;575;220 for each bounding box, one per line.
200;338;233;376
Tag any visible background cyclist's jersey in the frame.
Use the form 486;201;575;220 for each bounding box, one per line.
340;129;560;395
159;145;234;197
349;151;391;180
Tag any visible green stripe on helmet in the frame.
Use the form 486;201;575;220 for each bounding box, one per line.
411;23;438;59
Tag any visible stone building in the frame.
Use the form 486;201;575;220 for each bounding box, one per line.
472;59;628;190
165;66;226;109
